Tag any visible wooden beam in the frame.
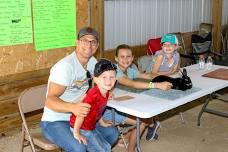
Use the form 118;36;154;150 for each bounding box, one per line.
90;0;104;58
0;68;49;133
212;0;222;52
103;31;195;61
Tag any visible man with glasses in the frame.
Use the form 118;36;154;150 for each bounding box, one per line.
40;27;119;152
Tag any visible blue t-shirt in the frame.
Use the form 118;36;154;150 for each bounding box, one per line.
116;64;139;80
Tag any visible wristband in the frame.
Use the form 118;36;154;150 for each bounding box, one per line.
148;82;154;89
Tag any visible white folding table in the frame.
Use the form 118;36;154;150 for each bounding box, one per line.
108;64;228;152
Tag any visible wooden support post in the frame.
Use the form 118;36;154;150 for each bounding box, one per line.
90;0;104;58
212;0;222;52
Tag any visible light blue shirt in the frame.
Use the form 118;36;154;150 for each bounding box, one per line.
116;64;139;80
41;52;97;122
152;50;180;72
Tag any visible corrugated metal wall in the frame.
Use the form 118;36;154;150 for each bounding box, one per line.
104;0;213;50
222;0;228;25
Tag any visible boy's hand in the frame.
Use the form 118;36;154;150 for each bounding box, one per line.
99;119;113;127
156;82;172;90
73;131;87;145
108;92;115;100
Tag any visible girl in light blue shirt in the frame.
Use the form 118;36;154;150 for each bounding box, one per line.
103;44;172;151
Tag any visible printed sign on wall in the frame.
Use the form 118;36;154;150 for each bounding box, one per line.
32;0;76;51
0;0;33;46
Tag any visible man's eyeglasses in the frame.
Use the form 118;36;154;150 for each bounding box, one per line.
86;70;92;91
80;39;98;47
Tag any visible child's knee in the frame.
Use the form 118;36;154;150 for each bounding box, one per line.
140;122;147;129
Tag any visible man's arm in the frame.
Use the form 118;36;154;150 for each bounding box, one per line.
45;82;91;117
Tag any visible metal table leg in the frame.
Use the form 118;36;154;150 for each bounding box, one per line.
112;108;115;126
136;117;142;152
197;94;212;126
197;93;228;126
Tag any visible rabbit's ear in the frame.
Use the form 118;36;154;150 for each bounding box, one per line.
183;68;187;76
179;68;184;77
179;68;187;78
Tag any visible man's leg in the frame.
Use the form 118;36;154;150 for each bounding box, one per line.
40;121;86;152
96;122;119;146
102;108;129;146
83;129;111;152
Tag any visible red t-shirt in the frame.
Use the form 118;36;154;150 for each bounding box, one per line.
70;85;109;130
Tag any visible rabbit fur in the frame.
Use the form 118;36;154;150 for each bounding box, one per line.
152;68;192;91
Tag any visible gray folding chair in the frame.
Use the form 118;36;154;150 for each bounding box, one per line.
137;55;153;73
171;32;196;67
18;84;60;152
198;93;228;126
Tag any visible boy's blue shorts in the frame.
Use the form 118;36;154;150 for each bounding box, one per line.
102;108;127;124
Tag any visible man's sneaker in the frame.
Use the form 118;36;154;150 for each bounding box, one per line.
146;121;160;141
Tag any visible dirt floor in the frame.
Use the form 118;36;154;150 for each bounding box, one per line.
0;98;227;152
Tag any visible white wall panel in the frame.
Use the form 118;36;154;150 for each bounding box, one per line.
192;0;202;31
104;0;213;50
169;0;181;33
222;0;228;25
202;0;212;23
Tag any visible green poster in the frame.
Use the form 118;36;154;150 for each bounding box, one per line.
0;0;33;46
32;0;76;51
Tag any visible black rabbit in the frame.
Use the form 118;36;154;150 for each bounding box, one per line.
152;68;192;91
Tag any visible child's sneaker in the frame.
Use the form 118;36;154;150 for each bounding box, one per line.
146;121;160;141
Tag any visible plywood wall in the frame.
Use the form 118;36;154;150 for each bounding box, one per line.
0;0;88;77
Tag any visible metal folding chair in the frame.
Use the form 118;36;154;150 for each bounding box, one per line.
111;109;133;150
18;84;60;152
191;23;223;64
137;55;153;73
171;32;196;67
198;93;228;126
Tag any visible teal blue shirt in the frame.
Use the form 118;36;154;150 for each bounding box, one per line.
116;64;139;80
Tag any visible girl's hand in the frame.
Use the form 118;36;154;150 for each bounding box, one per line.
156;82;172;90
169;67;177;74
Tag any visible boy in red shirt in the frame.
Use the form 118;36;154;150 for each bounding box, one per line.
70;59;117;152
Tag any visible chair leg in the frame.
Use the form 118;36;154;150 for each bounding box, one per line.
19;125;25;152
117;126;128;150
120;132;128;150
197;95;212;126
179;112;185;123
24;125;36;152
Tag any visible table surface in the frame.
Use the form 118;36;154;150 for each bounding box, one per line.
108;64;228;118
